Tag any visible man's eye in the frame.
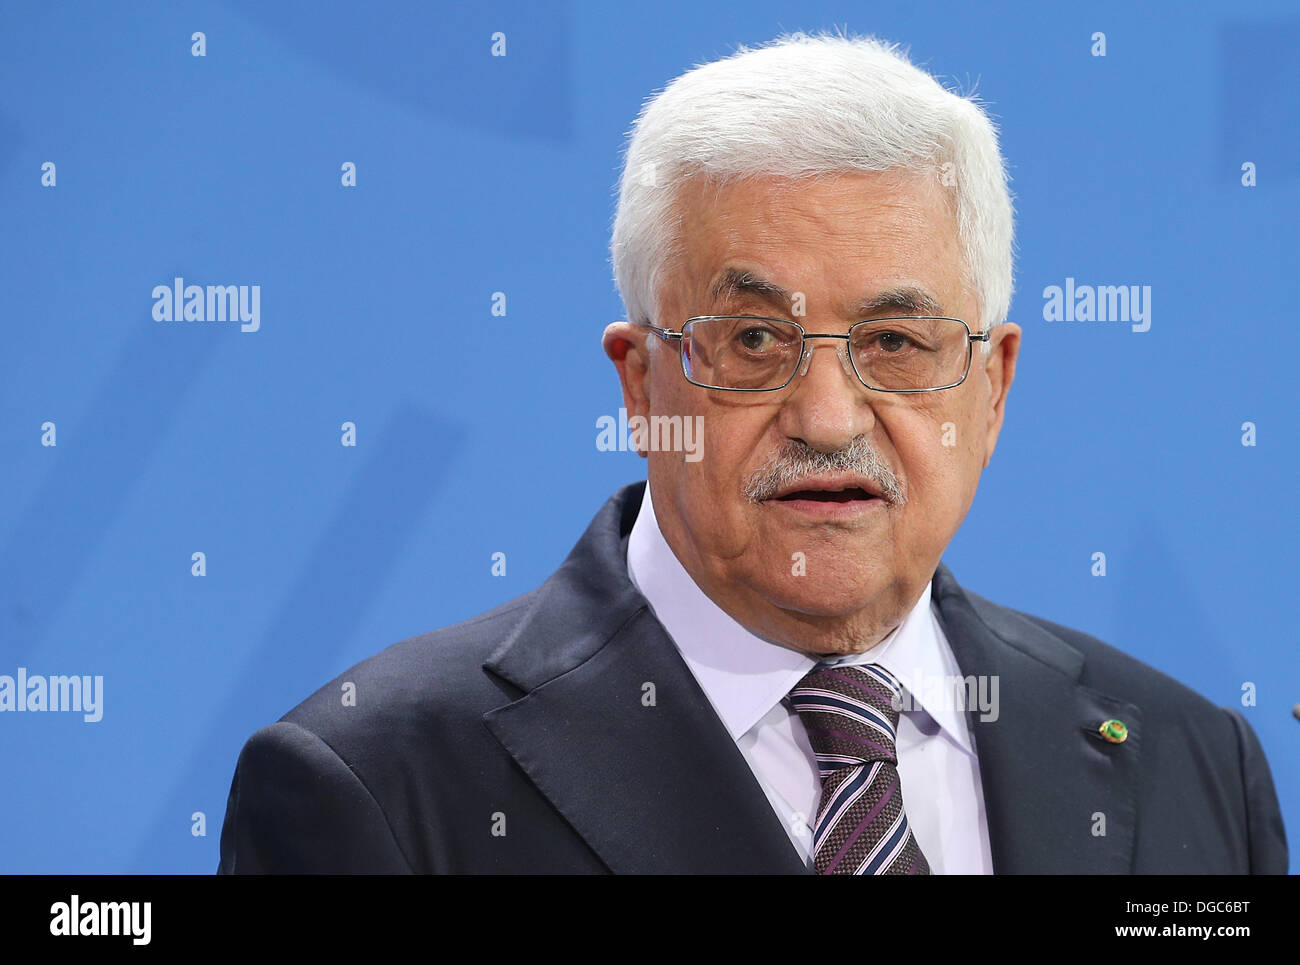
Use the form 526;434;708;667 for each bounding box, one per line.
872;331;914;353
737;328;778;352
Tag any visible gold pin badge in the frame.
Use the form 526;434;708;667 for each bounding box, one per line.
1099;719;1128;744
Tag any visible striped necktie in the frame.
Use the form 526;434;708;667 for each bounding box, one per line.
788;663;932;875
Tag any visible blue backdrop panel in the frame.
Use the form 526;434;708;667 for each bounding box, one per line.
0;0;1294;872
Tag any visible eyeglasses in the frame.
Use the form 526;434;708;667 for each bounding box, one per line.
646;315;988;394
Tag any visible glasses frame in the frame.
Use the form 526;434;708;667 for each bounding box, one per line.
646;315;990;394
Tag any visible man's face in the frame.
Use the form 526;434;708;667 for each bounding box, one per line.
604;170;1020;655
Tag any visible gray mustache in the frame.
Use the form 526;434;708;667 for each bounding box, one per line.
742;437;904;504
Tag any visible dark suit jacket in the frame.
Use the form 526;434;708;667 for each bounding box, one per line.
218;482;1288;873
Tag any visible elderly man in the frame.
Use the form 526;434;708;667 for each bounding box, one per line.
219;34;1287;874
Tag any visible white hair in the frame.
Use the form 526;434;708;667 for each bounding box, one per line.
610;32;1015;342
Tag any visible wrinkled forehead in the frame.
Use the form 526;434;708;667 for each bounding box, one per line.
657;170;968;317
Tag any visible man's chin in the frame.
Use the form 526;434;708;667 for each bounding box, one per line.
752;580;893;622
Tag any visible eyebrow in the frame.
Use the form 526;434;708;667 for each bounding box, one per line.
709;268;944;318
710;268;789;308
855;286;944;317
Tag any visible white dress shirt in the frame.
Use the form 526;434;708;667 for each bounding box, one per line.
626;480;994;874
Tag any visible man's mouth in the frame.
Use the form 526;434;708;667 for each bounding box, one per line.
774;487;878;503
757;474;891;518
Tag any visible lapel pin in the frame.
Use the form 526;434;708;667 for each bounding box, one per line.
1099;719;1128;744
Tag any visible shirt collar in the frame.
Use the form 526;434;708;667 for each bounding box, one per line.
626;480;972;752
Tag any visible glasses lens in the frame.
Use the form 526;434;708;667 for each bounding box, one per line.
849;317;970;390
682;317;803;390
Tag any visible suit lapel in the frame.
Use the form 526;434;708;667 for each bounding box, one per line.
482;483;806;874
931;564;1142;873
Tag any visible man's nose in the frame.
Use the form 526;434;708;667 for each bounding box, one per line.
777;339;877;450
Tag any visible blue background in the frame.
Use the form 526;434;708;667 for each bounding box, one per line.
1;0;1295;873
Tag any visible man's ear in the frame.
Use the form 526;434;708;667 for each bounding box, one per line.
603;322;653;456
979;322;1021;468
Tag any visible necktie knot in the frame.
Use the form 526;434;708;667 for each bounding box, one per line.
788;663;903;770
